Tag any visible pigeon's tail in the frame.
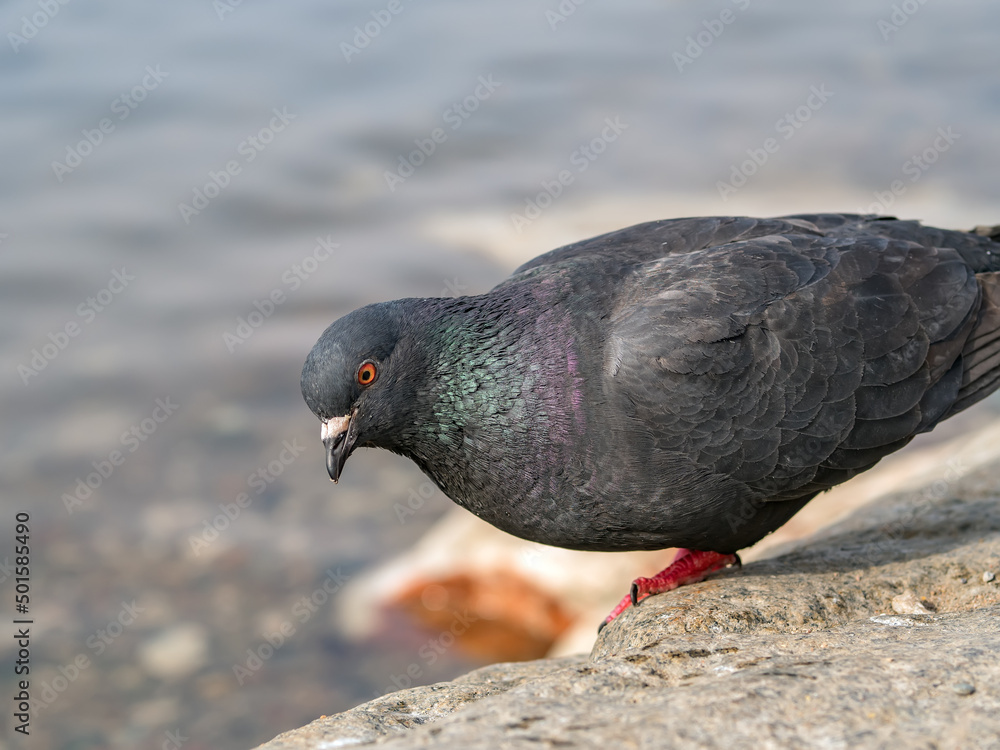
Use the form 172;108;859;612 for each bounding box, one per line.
944;271;1000;418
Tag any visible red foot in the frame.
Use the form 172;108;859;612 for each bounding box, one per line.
598;549;739;632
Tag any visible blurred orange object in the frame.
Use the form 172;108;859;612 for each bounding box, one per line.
388;570;576;662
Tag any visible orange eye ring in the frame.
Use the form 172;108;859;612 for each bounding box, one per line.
357;361;378;386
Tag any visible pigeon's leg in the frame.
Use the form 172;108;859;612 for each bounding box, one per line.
599;549;739;632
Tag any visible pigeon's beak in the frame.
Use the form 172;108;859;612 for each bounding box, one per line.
321;414;355;483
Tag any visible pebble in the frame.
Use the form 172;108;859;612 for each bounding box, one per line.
890;591;932;616
983;571;996;583
952;682;976;696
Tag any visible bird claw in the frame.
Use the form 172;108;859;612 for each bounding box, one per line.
598;549;739;633
630;577;654;607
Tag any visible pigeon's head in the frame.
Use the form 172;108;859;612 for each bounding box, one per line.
300;301;415;482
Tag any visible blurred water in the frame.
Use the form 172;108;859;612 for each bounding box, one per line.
1;0;999;748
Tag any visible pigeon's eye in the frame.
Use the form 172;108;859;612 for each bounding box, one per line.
357;361;378;386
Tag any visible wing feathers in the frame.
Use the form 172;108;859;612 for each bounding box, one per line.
607;228;997;506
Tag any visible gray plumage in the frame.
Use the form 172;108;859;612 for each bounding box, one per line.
302;214;1000;555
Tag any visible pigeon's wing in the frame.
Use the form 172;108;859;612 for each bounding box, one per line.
606;231;982;508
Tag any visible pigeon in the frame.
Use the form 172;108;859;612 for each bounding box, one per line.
301;214;1000;629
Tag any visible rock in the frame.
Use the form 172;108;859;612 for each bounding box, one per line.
890;591;933;616
251;658;586;749
255;430;1000;749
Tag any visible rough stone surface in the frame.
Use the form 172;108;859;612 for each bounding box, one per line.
255;451;1000;750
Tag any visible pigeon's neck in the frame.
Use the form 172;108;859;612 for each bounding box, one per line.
388;290;589;513
393;293;530;449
